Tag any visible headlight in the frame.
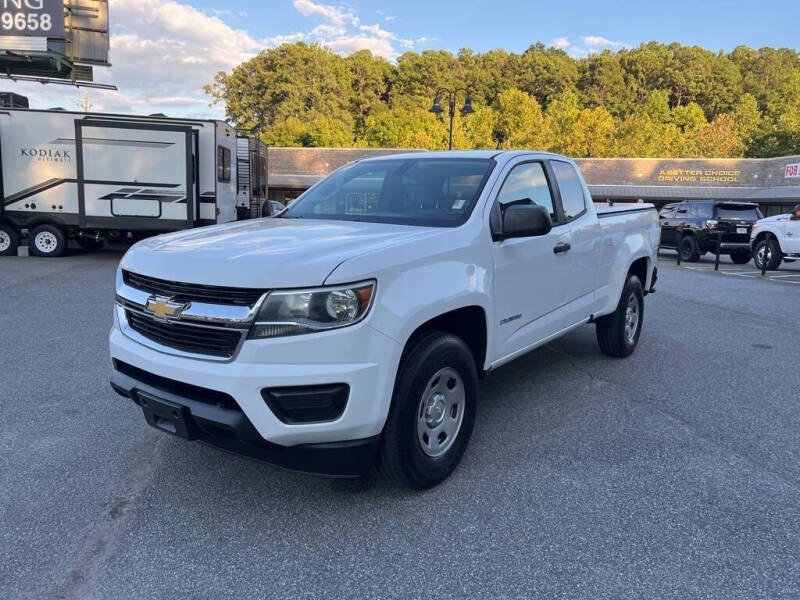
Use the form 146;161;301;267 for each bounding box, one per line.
249;280;375;339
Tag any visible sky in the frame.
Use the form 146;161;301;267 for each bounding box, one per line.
4;0;799;119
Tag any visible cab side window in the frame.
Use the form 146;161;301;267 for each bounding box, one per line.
495;162;557;223
550;160;586;221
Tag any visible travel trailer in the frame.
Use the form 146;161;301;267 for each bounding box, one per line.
0;108;241;257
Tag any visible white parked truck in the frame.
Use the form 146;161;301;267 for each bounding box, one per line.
109;151;659;488
750;204;800;270
0;108;239;257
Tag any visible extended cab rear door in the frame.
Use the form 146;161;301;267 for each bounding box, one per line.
548;159;600;321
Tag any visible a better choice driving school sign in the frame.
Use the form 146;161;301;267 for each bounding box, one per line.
0;0;64;37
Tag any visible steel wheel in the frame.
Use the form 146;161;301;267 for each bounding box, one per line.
624;292;639;344
416;367;465;458
0;230;10;253
34;231;58;254
756;243;770;266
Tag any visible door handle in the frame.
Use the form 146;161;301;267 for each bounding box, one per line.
553;242;571;254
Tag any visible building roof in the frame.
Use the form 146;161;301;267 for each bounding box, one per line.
588;184;800;202
265;147;800;204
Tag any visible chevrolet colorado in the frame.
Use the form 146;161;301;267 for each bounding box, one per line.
110;151;659;488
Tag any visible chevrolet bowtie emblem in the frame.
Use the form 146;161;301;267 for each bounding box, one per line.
145;295;189;320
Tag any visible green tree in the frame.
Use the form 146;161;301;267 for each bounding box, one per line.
205;40;800;158
491;88;550;149
363;109;447;149
205;42;352;135
729;93;762;151
512;43;578;108
577;50;635;117
346;50;394;136
572;107;616;157
545;89;581;154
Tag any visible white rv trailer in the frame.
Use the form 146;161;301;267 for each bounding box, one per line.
0;108;240;257
235;134;268;219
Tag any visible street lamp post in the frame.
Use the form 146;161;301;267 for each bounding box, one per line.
429;87;475;151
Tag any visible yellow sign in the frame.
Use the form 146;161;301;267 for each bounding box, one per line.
658;169;741;184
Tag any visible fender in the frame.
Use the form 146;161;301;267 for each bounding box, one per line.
324;226;494;366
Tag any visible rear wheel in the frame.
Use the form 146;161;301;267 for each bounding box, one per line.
679;236;700;262
29;224;67;257
753;238;782;271
0;223;20;256
730;250;751;264
596;274;644;358
379;331;478;489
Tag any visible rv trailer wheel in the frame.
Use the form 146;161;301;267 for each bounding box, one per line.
0;223;20;256
29;224;67;257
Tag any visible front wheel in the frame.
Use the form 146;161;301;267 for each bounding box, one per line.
379;331;478;489
596;274;644;358
753;238;782;271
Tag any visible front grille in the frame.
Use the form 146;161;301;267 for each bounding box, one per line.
123;270;265;306
126;310;242;358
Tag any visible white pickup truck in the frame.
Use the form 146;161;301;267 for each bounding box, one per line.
110;151;659;488
751;204;800;270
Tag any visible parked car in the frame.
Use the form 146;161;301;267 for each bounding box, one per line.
750;204;800;270
659;200;762;263
110;151;659;489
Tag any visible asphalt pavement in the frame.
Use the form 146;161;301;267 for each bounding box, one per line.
2;248;799;599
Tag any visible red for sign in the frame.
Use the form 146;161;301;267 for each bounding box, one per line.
786;164;799;178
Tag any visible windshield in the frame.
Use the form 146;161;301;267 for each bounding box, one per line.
282;158;495;227
715;205;762;221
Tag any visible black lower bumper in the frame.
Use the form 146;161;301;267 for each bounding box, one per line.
110;369;379;478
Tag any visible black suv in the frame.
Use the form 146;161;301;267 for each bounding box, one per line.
659;200;763;263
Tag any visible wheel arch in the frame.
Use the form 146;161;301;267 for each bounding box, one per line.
401;305;488;377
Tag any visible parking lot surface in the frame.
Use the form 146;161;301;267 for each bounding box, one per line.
2;249;800;599
660;249;800;284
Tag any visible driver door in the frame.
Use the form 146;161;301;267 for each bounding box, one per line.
490;160;572;361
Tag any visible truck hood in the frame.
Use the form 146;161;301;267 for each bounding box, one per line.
120;217;444;288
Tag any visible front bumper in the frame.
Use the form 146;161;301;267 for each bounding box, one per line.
110;367;380;477
109;306;403;471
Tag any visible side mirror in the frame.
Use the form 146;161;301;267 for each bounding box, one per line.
494;203;552;241
261;200;273;217
791;204;800;220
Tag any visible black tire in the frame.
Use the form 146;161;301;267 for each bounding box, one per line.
596;274;644;358
753;238;782;271
379;331;478;489
29;224;67;257
76;237;105;251
730;250;751;264
0;223;20;256
679;236;700;262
